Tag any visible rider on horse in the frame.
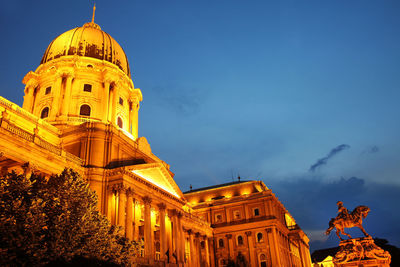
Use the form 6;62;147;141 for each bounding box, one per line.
337;201;350;220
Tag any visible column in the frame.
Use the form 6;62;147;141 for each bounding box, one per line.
118;186;127;229
133;199;140;241
246;231;256;266
111;84;118;125
196;233;202;266
61;74;74;116
204;236;210;267
177;212;184;264
157;203;167;261
143;196;153;261
126;189;133;239
103;80;111;122
226;234;234;259
50;74;63;120
106;186;114;222
209;238;215;267
22;84;35;112
188;231;196;267
268;227;282;266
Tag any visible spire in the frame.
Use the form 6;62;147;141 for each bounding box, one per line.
91;3;96;23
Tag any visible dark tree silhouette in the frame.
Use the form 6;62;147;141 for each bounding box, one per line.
0;169;139;266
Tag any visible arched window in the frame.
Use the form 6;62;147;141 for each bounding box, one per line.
257;232;263;243
219;238;224;248
40;107;49;118
259;253;267;267
237;235;244;246
117;117;123;128
79;104;91;116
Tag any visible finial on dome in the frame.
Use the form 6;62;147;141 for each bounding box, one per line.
91;3;96;23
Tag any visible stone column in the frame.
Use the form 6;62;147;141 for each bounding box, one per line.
246;231;256;266
226;234;234;259
267;227;282;266
177;212;184;264
126;188;134;239
157;203;167;261
188;230;196;267
204;236;210;267
117;185;127;229
61;74;74;116
209;238;215;267
133;199;141;241
111;84;118;125
22;84;35;112
103;80;111;122
106;186;114;223
143;196;153;261
196;233;202;267
50;74;63;120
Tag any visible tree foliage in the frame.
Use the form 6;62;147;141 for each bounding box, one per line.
0;169;138;266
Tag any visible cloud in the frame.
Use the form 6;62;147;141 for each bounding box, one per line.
309;144;350;172
267;175;400;252
362;145;379;154
151;85;201;115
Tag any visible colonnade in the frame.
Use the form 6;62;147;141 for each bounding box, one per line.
107;184;211;266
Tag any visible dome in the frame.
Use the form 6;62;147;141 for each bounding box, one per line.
40;22;131;77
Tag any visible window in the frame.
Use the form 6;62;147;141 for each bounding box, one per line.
219;259;226;267
117;117;123;128
79;104;91;116
45;87;51;95
237;235;244;246
254;208;260;216
119;97;124;105
215;214;222;223
259;253;267;267
218;238;224;248
40;107;49;118
234;210;241;220
201;241;205;249
83;84;92;92
257;232;263;243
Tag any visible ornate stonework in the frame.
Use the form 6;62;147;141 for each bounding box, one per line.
334;237;391;266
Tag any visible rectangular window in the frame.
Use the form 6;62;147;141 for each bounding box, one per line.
45;86;51;95
83;84;92;92
233;210;241;220
254;208;260;216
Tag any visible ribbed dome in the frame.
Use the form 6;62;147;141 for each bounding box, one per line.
40;22;131;77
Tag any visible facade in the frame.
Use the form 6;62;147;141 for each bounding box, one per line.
184;181;312;267
0;14;311;267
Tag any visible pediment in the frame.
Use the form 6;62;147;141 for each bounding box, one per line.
127;163;183;199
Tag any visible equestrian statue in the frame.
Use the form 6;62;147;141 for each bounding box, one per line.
325;201;370;240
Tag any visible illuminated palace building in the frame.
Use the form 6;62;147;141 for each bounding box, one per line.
0;15;312;267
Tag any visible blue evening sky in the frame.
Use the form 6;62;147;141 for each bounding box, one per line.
1;0;399;251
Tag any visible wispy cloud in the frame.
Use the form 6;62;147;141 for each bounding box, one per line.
362;145;379;154
151;85;201;115
309;144;350;172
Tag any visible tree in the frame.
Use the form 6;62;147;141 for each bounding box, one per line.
0;169;139;266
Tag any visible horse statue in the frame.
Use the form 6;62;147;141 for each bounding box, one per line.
325;204;370;241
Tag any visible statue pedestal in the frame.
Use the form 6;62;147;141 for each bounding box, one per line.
333;237;391;267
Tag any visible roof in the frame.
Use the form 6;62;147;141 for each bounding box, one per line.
311;247;339;263
183;180;249;194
